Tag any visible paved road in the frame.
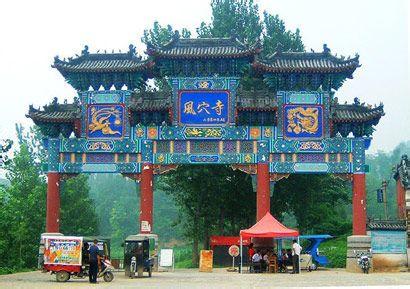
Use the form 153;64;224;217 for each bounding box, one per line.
1;268;410;289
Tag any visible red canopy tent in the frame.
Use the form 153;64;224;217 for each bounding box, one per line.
240;212;299;238
239;212;299;272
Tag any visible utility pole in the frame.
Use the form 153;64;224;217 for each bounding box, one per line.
382;180;388;220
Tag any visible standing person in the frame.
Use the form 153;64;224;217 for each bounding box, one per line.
291;239;302;274
248;243;255;263
89;239;100;283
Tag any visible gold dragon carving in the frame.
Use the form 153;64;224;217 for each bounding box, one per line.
88;106;122;136
287;107;319;135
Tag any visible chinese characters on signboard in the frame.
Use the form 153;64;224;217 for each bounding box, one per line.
179;91;229;125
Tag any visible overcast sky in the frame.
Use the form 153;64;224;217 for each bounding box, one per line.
0;0;408;153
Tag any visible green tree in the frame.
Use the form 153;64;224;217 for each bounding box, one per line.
0;139;13;167
88;173;183;255
366;141;410;219
88;174;139;245
262;11;304;54
0;125;99;272
196;0;304;53
158;165;255;264
274;175;351;236
142;21;191;47
197;0;262;42
0;126;46;269
60;175;99;236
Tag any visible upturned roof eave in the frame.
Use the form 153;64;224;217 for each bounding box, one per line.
251;60;359;74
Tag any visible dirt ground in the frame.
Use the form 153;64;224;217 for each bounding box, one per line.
1;268;410;289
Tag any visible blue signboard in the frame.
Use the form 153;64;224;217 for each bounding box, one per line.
283;104;323;139
377;189;384;203
371;230;407;254
87;104;125;139
179;90;229;125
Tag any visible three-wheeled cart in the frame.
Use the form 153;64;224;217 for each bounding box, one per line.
124;235;154;278
40;234;114;282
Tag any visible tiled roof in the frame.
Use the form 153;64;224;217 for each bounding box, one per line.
331;103;384;123
368;220;406;231
253;45;360;74
53;46;152;73
27;103;80;123
147;34;260;59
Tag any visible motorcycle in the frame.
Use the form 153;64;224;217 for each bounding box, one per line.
98;259;115;282
70;259;114;282
356;251;370;274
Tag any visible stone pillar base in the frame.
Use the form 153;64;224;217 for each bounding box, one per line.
346;235;372;273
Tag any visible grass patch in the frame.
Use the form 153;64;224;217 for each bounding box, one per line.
0;267;33;275
320;235;347;268
174;244;196;268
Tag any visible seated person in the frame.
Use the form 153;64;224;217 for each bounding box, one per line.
251;250;263;272
278;249;288;271
261;250;269;271
262;251;269;265
286;249;293;266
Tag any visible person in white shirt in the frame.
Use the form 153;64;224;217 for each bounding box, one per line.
251;250;263;273
292;240;302;274
252;251;262;263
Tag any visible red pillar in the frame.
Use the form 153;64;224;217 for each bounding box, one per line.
256;163;270;221
352;173;367;235
397;180;406;219
140;163;153;233
46;172;61;233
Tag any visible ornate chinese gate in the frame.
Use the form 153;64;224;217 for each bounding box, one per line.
28;37;384;259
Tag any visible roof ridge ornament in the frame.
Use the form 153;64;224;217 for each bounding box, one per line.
275;42;283;54
323;43;330;54
81;45;89;56
173;30;180;41
128;44;136;56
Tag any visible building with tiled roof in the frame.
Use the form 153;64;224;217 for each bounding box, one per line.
27;98;81;138
330;98;384;137
253;44;360;74
146;33;260;59
26;34;387;249
52;45;153;91
368;220;407;231
27;37;383;138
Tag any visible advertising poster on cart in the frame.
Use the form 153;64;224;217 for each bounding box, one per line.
43;236;83;265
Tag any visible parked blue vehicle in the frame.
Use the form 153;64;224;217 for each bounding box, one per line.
299;234;333;267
